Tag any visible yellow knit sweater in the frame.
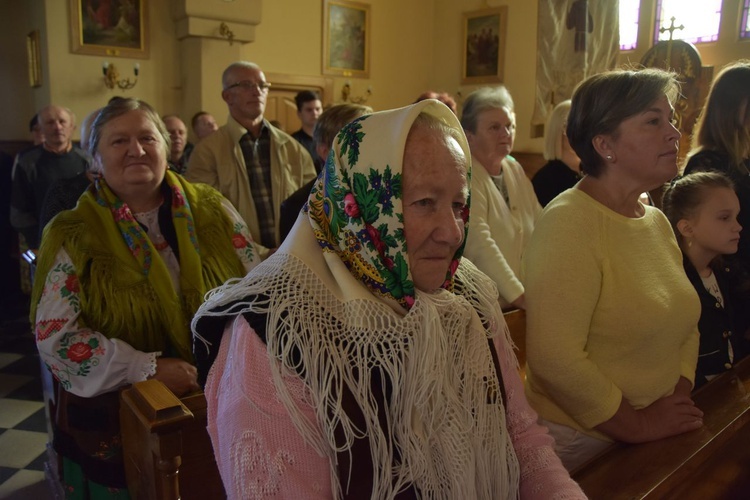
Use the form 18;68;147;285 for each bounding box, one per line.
523;189;700;441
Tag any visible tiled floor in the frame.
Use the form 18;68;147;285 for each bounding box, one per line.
0;302;54;499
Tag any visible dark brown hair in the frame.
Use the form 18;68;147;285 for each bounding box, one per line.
690;60;750;168
567;68;680;177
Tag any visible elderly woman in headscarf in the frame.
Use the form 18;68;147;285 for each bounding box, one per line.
30;98;261;498
193;100;584;499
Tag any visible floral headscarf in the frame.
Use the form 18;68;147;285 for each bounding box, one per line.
193;101;520;498
306;99;471;309
94;172;199;276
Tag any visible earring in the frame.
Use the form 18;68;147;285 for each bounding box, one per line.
687;238;692;248
606;155;613;161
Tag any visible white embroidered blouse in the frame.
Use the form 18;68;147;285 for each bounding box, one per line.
33;199;260;398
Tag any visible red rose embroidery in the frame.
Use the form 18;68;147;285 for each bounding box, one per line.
232;234;247;248
172;188;186;207
343;193;361;218
112;206;130;222
375;241;386;254
65;274;79;294
383;256;394;271
365;225;386;254
67;342;93;363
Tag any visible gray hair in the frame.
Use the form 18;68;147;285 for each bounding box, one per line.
460;86;515;134
222;61;262;90
40;105;77;127
79;108;102;151
543;100;572;161
88;98;171;170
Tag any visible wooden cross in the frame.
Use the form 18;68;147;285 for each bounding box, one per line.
659;16;685;41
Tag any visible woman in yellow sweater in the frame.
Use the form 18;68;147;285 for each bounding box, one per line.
523;69;703;471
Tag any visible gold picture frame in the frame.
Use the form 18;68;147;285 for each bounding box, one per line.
69;0;149;59
27;30;42;88
461;6;508;85
322;0;370;78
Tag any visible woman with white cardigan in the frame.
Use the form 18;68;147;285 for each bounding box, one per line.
461;86;542;309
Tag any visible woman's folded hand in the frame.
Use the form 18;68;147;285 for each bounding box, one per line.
595;391;703;444
151;357;201;396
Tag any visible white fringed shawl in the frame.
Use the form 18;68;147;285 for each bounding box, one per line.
195;216;521;499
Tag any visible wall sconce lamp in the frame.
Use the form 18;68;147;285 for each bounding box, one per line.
219;22;235;45
341;81;372;104
102;62;139;91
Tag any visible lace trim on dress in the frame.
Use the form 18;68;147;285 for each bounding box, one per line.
142;351;160;381
133;206;167;246
133;207;182;293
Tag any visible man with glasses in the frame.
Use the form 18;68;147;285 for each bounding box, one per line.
186;61;316;258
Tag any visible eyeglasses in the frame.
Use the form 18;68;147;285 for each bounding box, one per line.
225;80;272;92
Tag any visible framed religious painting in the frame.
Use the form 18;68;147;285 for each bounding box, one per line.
461;6;508;84
69;0;149;59
322;0;370;78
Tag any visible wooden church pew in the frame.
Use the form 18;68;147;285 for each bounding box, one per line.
120;380;225;499
572;356;750;499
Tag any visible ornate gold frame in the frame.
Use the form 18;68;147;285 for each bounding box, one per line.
461;7;508;84
69;0;149;59
322;0;370;78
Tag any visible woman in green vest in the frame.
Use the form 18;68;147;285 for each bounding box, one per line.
30;98;261;499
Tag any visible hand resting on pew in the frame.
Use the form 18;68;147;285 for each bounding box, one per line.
150;358;201;397
594;376;703;443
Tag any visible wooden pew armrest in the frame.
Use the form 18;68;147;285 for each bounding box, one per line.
121;380;194;500
120;380;224;500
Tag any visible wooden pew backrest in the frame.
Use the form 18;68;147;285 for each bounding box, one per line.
120;380;225;500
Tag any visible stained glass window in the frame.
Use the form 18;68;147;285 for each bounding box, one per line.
619;0;640;50
654;0;722;44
